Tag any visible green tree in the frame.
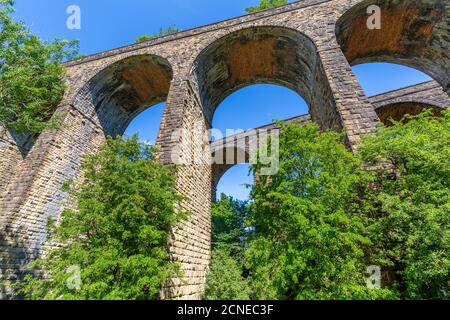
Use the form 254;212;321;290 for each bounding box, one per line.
205;249;251;300
246;123;396;300
21;136;187;300
0;0;78;134
360;110;450;300
212;194;250;256
205;195;251;300
136;26;180;43
245;0;288;13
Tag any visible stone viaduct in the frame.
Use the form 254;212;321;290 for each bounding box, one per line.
1;0;449;299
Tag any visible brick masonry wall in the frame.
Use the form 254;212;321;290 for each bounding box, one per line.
0;129;23;195
1;0;449;299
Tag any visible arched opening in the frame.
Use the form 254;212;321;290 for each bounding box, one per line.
215;164;253;202
211;145;251;202
191;26;336;204
124;102;165;144
336;0;449;95
210;84;308;202
351;62;449;123
191;26;341;131
75;54;173;138
352;62;432;96
375;102;444;125
212;84;309;136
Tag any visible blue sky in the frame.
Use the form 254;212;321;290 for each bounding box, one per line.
13;0;432;200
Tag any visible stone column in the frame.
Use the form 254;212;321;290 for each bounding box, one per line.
316;45;380;149
158;80;212;300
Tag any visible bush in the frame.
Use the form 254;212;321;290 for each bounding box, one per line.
0;0;78;133
245;0;288;13
360;110;450;300
204;195;251;300
247;123;396;300
204;249;251;300
21;136;187;300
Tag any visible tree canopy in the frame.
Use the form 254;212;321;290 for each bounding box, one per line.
204;195;251;300
360;111;450;300
206;111;449;300
245;0;288;13
21;136;187;300
246;123;396;300
0;0;78;134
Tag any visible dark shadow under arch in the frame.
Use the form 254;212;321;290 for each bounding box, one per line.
376;102;446;125
74;54;173;137
336;0;449;94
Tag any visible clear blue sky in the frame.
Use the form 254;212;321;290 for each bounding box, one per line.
14;0;432;200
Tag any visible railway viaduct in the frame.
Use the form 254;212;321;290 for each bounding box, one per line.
1;0;449;299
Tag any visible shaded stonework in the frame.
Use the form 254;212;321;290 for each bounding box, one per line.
1;0;449;300
369;80;450;123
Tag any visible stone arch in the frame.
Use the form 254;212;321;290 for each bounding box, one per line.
211;163;253;203
190;26;342;130
0;54;175;300
211;145;251;202
336;0;450;94
375;101;447;125
73;54;173;138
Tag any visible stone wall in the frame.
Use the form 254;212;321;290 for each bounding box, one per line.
370;81;450;123
369;81;450;110
1;0;449;300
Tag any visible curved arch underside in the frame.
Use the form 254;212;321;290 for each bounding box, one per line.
190;26;341;130
211;145;250;201
79;55;173;137
336;0;450;94
376;102;445;124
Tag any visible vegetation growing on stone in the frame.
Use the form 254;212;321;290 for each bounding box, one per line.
135;26;181;43
245;0;288;13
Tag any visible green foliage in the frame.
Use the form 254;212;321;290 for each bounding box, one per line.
360;110;450;300
136;26;180;43
246;123;397;300
245;0;288;13
21;136;187;300
212;194;250;255
205;249;251;300
204;195;251;300
0;0;78;133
